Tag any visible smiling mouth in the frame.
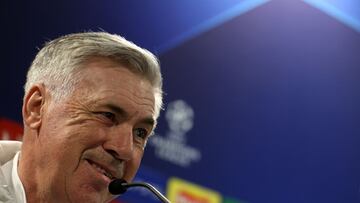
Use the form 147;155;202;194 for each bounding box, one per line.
86;159;115;180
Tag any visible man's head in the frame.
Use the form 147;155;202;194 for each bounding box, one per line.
20;32;162;202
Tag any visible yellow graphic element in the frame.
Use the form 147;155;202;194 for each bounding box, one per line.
167;177;222;203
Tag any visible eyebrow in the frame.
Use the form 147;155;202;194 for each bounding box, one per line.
141;117;155;128
105;103;155;127
105;104;128;117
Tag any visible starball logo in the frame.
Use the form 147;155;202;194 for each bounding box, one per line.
149;100;201;167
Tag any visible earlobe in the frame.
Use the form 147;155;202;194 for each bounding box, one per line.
23;84;46;129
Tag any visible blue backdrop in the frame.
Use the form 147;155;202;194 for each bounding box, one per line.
1;0;360;202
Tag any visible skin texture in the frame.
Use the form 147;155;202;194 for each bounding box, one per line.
19;58;156;203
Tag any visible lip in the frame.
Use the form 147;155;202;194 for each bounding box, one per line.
85;159;118;182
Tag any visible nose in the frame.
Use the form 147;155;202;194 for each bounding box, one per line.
103;123;134;161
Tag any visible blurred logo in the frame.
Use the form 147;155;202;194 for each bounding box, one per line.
149;100;201;167
0;118;23;140
167;177;222;203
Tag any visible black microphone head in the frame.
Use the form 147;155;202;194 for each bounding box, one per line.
108;179;128;195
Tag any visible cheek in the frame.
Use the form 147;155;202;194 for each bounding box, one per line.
61;122;109;149
123;150;144;182
38;127;104;177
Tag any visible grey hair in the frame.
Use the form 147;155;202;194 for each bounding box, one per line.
24;32;163;118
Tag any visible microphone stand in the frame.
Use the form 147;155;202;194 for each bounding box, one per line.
124;182;170;203
109;179;171;203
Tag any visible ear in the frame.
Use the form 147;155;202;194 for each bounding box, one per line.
22;84;47;129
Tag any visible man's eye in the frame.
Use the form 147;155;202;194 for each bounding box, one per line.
102;112;116;121
95;112;116;123
133;128;148;140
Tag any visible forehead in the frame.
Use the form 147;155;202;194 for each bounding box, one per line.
72;58;156;116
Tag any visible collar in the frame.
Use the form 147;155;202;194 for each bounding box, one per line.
0;151;27;203
12;152;27;203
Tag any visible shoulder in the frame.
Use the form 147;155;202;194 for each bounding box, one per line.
0;141;22;165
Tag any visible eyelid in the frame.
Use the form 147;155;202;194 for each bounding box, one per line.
93;111;117;123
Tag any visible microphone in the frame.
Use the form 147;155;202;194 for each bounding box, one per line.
109;179;171;203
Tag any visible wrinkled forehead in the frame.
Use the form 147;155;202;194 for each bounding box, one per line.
72;57;161;117
73;60;154;104
75;56;151;82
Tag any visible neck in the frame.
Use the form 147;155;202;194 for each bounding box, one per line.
18;140;58;203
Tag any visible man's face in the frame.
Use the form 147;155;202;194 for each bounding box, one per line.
29;59;156;202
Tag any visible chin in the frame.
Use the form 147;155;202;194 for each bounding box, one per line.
67;185;111;203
